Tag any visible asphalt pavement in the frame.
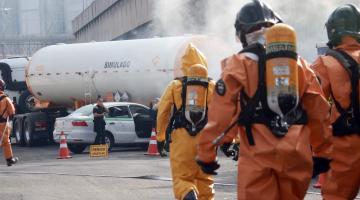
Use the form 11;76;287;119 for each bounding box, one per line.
0;143;357;200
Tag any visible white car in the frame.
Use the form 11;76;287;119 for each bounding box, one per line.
53;102;153;154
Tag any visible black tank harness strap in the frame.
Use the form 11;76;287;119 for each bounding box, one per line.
0;95;8;123
238;90;258;146
326;49;360;136
182;77;209;135
237;43;307;146
165;103;177;145
237;43;267;145
172;77;211;136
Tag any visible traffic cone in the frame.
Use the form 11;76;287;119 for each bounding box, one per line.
145;128;159;156
58;131;72;159
313;173;326;189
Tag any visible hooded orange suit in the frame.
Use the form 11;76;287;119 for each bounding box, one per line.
312;37;360;200
0;91;15;159
197;51;332;199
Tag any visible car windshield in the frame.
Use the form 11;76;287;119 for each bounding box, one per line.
69;105;94;117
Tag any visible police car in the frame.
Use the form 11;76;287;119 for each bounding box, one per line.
53;102;153;154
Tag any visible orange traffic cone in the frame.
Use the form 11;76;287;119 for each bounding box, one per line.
145;128;159;156
58;131;72;159
313;173;326;189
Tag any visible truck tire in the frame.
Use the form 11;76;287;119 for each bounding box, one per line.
24;118;36;146
19;90;36;113
14;120;25;146
104;132;114;152
68;144;87;154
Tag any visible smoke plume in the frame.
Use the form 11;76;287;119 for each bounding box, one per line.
154;0;359;62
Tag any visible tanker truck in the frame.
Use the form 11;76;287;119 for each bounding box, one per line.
11;35;233;146
0;57;31;114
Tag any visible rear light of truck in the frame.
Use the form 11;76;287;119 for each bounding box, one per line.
72;121;88;126
34;120;47;131
35;121;47;128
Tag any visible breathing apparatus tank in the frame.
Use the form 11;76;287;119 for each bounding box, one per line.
183;64;209;133
265;23;299;117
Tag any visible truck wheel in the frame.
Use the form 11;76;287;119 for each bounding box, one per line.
104;132;114;152
68;144;87;154
14;120;25;146
24;118;36;146
19;90;36;113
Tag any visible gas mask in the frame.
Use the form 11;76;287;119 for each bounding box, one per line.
245;27;267;46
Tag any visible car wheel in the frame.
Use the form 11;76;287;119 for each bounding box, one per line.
24;119;35;146
68;144;87;154
14;120;25;146
104;132;114;152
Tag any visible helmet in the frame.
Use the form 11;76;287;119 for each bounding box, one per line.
326;4;360;48
235;0;282;47
0;79;5;91
187;64;208;78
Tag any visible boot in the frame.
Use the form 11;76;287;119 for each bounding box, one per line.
6;157;18;166
183;190;198;200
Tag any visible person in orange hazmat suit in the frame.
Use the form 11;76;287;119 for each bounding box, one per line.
311;4;360;199
0;79;19;166
195;1;333;199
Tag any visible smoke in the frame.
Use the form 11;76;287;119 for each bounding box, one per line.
154;0;359;62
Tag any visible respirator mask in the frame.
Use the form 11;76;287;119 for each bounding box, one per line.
245;27;268;46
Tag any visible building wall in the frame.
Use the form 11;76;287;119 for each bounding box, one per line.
0;0;19;35
73;0;155;42
0;0;92;58
18;0;66;35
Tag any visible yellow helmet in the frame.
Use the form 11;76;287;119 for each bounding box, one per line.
186;64;208;78
181;43;208;76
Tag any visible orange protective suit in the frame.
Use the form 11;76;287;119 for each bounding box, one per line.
311;37;360;200
0;91;15;159
197;52;332;200
157;44;216;200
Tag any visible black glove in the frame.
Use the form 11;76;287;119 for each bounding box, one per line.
157;141;167;157
221;143;240;161
232;143;239;161
196;159;220;175
164;140;170;152
312;157;331;178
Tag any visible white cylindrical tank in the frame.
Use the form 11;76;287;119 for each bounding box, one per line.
27;35;233;108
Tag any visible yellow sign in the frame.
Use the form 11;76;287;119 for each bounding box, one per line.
89;144;109;157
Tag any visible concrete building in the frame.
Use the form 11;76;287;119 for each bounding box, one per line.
0;0;95;58
72;0;155;42
72;0;208;42
0;0;209;57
